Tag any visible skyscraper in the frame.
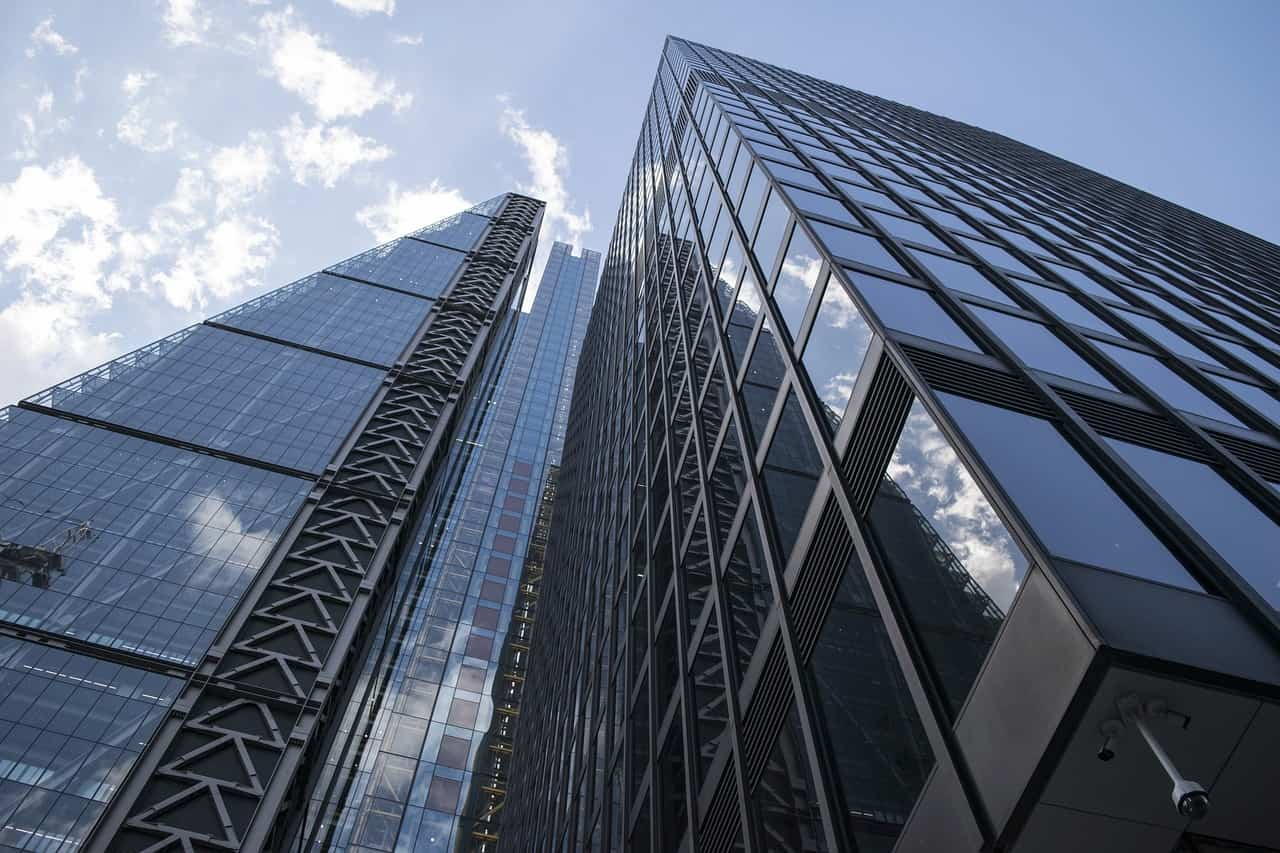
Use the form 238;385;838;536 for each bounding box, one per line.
506;38;1280;853
0;193;547;851
296;242;597;853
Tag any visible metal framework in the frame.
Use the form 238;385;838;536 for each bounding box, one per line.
84;196;544;853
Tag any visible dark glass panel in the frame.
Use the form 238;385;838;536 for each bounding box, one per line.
751;702;828;852
971;306;1117;389
742;319;787;448
1097;342;1244;426
845;273;981;352
328;237;466;298
908;249;1015;306
1109;439;1280;609
869;400;1026;714
939;394;1202;590
809;221;905;276
721;512;772;683
1013;279;1121;335
762;391;823;561
691;606;728;783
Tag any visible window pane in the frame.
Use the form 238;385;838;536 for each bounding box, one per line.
1212;376;1280;429
908;249;1015;306
762;391;822;562
956;235;1036;276
938;393;1201;591
772;228;824;338
846;273;980;352
1097;343;1244;427
971;307;1117;389
1114;309;1224;367
1108;440;1280;609
1013;280;1120;335
809;221;905;276
784;187;857;224
865;209;949;251
801;278;874;429
870;400;1027;715
752;190;791;280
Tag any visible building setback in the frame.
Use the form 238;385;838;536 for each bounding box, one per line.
0;193;546;851
504;37;1280;853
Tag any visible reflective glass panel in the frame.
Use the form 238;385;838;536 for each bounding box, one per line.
752;190;791;280
26;326;384;474
211;272;431;366
802;277;874;429
0;409;309;664
1109;440;1280;609
1212;376;1280;429
761;391;822;561
328;237;466;298
1097;342;1244;427
772;227;824;338
809;221;905;276
408;211;489;251
971;306;1117;389
1013;279;1121;335
870;400;1027;714
782;187;857;224
956;235;1036;276
1114;309;1224;367
908;249;1015;306
865;209;948;251
846;273;981;352
939;394;1201;590
0;637;181;850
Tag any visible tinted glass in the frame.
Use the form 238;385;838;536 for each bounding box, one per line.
0;408;309;664
846;273;980;352
751;190;791;279
956;235;1036;276
870;400;1026;715
1014;280;1120;335
0;637;181;851
1212;376;1280;429
27;325;384;474
809;221;905;275
782;187;857;225
865;209;948;251
408;210;489;251
801;277;873;428
211;272;431;366
1097;342;1244;427
1109;440;1280;608
1114;309;1224;367
908;249;1015;306
772;227;824;338
328;237;466;298
972;307;1117;389
762;391;823;562
939;394;1201;591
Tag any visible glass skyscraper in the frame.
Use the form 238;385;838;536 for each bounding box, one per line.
505;38;1280;853
0;193;558;851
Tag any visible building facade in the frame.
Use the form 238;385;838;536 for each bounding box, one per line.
505;38;1280;853
0;193;546;851
297;242;597;853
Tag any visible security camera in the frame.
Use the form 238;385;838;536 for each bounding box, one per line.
1173;779;1210;820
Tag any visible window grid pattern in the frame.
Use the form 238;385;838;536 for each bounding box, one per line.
328;238;467;299
210;272;432;366
504;36;1280;853
25;325;384;475
0;636;182;851
0;408;310;666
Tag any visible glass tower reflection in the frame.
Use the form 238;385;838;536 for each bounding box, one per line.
300;243;598;852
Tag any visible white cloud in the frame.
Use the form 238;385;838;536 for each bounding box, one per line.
12;91;71;161
26;19;78;58
209;136;275;212
161;0;212;47
278;114;391;188
356;181;472;242
73;65;89;103
36;91;55;115
334;0;396;16
259;6;412;121
116;71;179;153
498;97;592;303
390;33;423;46
0;158;123;402
153;214;279;310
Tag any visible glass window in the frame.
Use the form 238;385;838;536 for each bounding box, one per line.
1114;309;1224;367
1043;261;1117;301
956;235;1036;276
839;183;910;216
737;165;768;234
328;237;466;299
1217;339;1280;387
809;221;905;275
1013;279;1121;335
1109;440;1280;609
846;273;981;352
1212;375;1280;429
742;320;787;447
865;209;949;251
26;326;384;474
763;160;827;192
408;210;489;251
918;205;978;235
783;187;857;224
870;400;1027;715
1097;342;1244;427
971;307;1117;389
721;511;772;681
762;391;823;562
908;249;1015;306
752;190;791;280
772;227;824;338
801;277;874;429
939;393;1202;591
808;531;934;846
212;273;431;366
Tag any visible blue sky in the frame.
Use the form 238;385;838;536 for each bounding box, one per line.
1;0;1277;404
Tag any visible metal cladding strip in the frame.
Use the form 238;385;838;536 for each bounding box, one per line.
85;195;545;853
